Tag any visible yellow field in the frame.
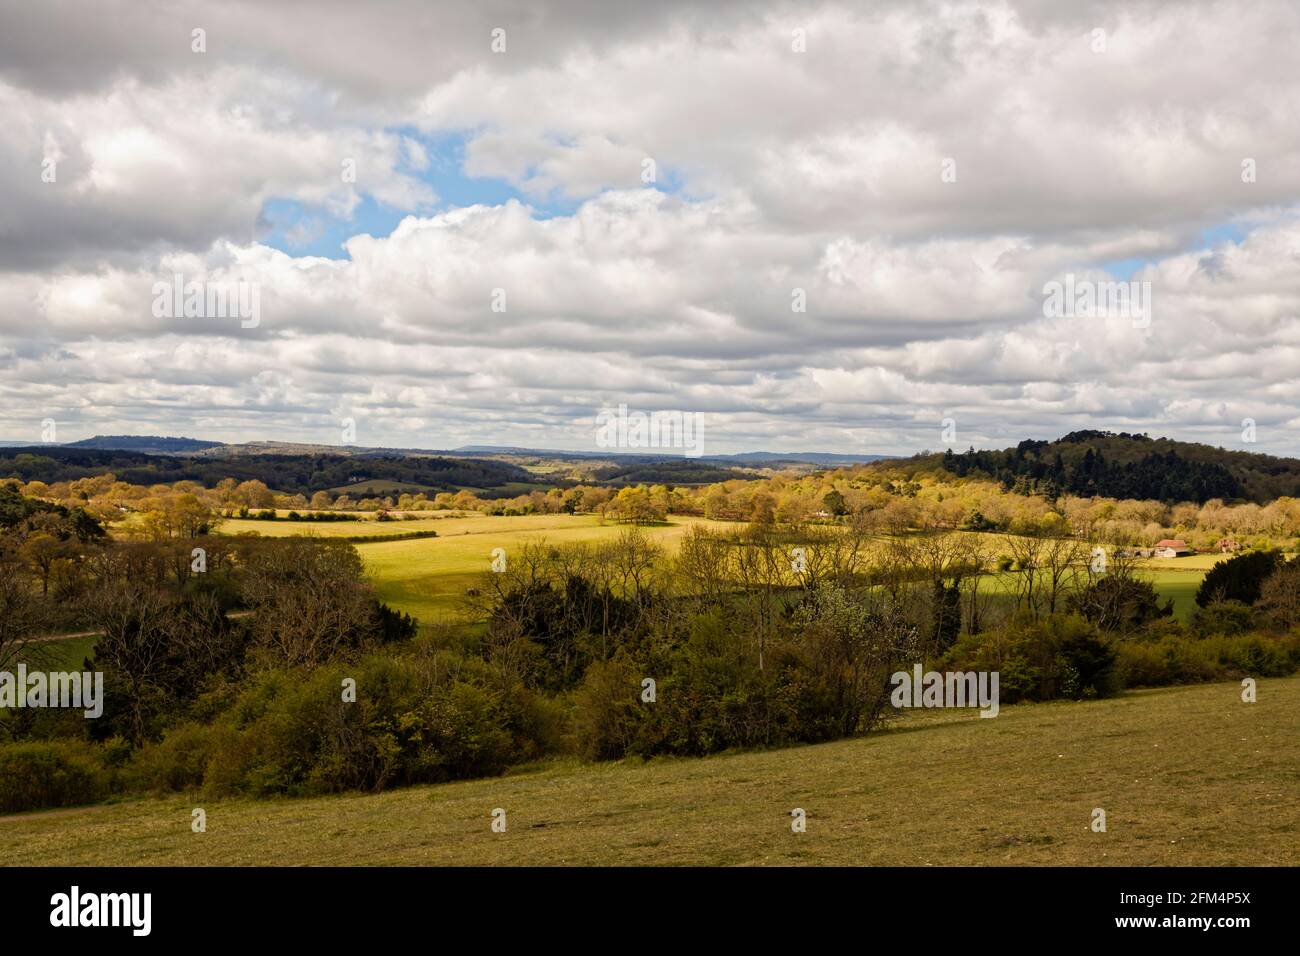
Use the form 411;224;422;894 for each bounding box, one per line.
217;513;472;538
210;511;1228;626
354;514;731;622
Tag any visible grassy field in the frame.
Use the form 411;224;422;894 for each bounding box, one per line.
14;634;98;670
1140;554;1228;620
356;514;730;622
212;512;1225;625
216;512;473;538
3;676;1294;866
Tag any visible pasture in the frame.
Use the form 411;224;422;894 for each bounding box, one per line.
209;512;1225;625
355;514;730;622
3;675;1294;866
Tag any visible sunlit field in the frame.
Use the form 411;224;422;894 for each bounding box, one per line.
354;514;731;622
216;511;473;538
206;512;1228;626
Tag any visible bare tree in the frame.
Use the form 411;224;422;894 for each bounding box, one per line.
239;538;378;667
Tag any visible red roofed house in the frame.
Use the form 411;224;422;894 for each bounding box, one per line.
1154;538;1192;558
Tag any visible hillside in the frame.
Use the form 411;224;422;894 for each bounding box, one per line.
64;435;225;454
0;447;538;496
3;677;1294;866
591;459;760;485
921;431;1300;503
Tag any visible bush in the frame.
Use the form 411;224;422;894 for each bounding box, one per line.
572;594;916;761
1117;632;1300;687
0;740;110;813
139;651;547;798
940;613;1118;702
126;723;222;793
573;655;645;761
1190;600;1256;637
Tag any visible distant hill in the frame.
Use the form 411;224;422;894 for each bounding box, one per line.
454;445;890;466
66;435;226;454
919;430;1300;503
715;451;892;465
0;447;537;497
591;459;761;486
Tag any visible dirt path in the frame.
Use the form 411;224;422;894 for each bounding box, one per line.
27;610;254;644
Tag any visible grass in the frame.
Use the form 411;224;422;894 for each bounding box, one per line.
354;514;730;622
3;676;1295;866
1139;554;1228;620
13;634;98;671
326;480;436;496
217;515;449;538
214;512;1224;625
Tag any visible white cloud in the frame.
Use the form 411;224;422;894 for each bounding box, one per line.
2;0;1300;455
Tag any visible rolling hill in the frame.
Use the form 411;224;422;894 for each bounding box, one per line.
918;431;1300;503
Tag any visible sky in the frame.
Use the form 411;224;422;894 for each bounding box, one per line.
1;0;1299;457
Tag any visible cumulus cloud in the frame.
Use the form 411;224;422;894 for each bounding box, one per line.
0;0;1298;455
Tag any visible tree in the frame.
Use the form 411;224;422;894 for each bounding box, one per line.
141;493;219;540
239;539;381;667
1194;550;1282;607
823;489;848;516
605;486;665;525
0;538;48;674
931;578;962;651
793;585;919;735
20;532;68;596
1070;575;1171;633
1257;559;1300;631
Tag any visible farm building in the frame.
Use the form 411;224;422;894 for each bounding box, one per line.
1153;538;1192;558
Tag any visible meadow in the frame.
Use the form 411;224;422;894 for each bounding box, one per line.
352;514;731;622
3;676;1293;865
209;513;1227;625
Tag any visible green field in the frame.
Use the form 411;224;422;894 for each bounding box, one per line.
1140;554;1228;620
219;514;461;538
214;513;1226;626
3;676;1294;866
325;480;437;496
14;634;98;671
355;514;731;622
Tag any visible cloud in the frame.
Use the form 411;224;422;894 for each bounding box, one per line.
1;0;1299;456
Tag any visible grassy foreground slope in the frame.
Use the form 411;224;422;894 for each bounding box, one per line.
4;677;1295;866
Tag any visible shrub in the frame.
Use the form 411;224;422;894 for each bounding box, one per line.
940;613;1118;702
573;655;645;761
139;651;546;798
0;740;110;813
1190;600;1256;637
1117;632;1300;687
126;722;222;793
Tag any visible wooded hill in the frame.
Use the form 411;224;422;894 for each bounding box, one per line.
923;431;1300;503
0;447;539;497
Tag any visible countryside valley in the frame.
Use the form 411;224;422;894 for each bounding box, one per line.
1;429;1298;865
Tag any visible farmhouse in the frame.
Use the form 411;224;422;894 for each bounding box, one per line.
1154;538;1192;558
